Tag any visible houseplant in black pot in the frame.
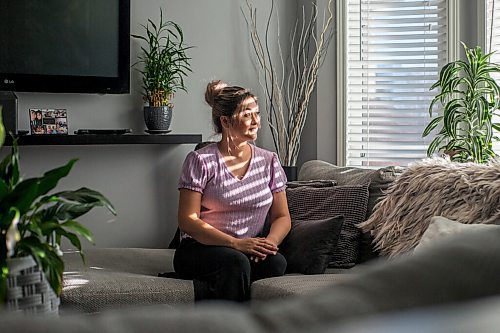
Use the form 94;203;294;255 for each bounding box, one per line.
132;9;193;133
423;43;500;163
0;131;116;315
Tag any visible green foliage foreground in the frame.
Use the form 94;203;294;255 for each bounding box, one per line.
0;138;116;304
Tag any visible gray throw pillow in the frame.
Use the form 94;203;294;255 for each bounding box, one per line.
414;216;500;254
279;216;344;274
286;184;369;268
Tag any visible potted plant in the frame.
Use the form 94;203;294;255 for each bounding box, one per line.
423;43;500;163
0;132;116;314
132;9;193;132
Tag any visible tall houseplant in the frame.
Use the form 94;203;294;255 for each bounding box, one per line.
0;134;116;312
132;9;193;132
244;0;334;169
423;43;500;163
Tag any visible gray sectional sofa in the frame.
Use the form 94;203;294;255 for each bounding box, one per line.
61;160;401;313
10;225;500;332
4;156;497;332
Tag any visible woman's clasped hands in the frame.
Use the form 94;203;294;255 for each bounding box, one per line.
234;237;278;263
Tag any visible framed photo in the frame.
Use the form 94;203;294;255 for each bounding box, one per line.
29;109;68;135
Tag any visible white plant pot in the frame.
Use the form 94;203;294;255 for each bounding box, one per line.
6;256;60;316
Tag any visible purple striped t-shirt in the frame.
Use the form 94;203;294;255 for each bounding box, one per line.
178;143;287;239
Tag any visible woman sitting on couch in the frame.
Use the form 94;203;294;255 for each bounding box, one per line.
174;80;291;302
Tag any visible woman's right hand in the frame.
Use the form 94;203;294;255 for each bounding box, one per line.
233;237;278;259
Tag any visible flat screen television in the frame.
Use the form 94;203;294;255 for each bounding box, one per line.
0;0;130;94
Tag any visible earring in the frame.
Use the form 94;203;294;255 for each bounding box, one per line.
226;129;231;155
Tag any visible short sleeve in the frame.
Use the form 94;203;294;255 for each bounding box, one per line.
178;151;209;193
269;153;287;193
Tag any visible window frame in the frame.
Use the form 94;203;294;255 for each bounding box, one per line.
336;0;460;167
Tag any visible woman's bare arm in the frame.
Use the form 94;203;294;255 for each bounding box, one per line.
266;191;292;246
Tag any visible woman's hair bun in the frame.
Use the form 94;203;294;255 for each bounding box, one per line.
205;80;228;107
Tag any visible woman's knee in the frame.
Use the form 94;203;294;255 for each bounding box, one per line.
261;253;287;277
221;248;251;274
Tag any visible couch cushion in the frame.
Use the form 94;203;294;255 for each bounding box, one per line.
286;185;369;268
62;248;194;313
279;216;344;274
251;274;354;300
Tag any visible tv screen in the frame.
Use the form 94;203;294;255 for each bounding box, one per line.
0;0;130;94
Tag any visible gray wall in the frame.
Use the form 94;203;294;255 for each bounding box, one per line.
3;0;297;249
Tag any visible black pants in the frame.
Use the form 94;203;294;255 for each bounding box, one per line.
173;238;287;302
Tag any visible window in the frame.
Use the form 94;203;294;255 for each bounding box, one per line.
337;0;449;167
486;0;500;154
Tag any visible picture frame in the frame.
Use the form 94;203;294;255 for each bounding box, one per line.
29;109;68;135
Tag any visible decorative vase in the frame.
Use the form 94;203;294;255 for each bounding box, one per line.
144;105;173;131
6;255;60;316
282;165;298;182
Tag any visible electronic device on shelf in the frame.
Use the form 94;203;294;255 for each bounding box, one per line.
74;129;132;135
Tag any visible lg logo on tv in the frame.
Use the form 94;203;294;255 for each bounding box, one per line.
3;79;14;84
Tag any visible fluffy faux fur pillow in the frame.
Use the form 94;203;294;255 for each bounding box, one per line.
358;157;500;257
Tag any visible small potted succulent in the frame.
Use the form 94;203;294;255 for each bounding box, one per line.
132;9;193;132
0;121;116;314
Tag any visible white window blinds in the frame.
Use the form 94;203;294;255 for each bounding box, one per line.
345;0;448;167
486;0;500;154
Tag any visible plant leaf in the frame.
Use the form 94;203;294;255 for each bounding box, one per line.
61;220;94;244
423;116;443;137
427;135;444;156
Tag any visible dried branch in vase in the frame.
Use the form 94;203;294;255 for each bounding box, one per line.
243;0;334;166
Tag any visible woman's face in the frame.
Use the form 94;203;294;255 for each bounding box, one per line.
228;97;261;141
36;113;42;120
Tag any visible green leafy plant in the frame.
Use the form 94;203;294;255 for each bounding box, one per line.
132;9;193;107
0;139;116;302
423;43;500;163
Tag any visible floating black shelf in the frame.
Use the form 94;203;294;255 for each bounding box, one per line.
3;134;202;146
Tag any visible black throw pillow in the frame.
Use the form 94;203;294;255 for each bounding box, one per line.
286;184;369;268
279;215;344;274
